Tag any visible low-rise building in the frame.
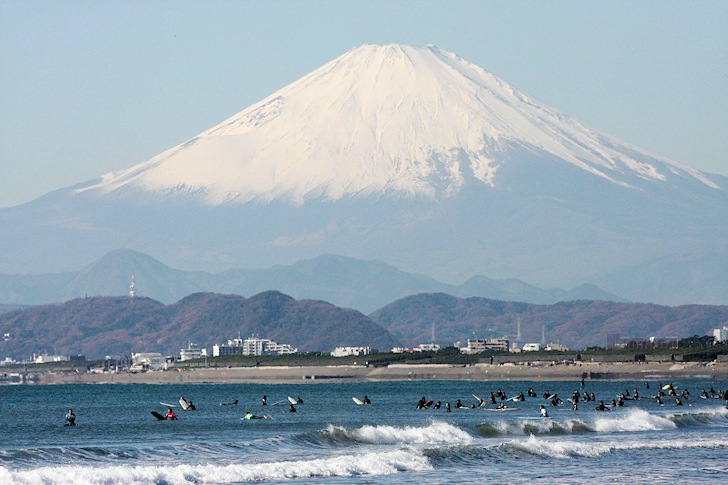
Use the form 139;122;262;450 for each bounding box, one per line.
34;354;69;364
131;352;167;371
213;336;297;357
414;343;440;352
180;342;207;361
462;338;509;354
331;346;371;357
522;343;541;352
545;342;569;352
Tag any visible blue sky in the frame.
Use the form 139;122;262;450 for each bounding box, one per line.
1;0;726;208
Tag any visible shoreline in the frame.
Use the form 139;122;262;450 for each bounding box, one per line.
23;361;728;385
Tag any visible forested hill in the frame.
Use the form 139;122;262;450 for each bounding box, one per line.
369;293;728;349
0;291;400;360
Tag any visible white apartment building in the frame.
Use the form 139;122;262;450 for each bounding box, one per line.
331;346;371;357
714;326;728;343
462;338;510;354
213;336;297;357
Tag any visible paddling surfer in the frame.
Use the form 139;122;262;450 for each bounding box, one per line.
65;408;76;426
166;408;178;420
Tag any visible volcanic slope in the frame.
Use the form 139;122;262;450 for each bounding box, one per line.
1;44;726;304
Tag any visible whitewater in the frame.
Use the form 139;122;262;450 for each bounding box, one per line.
1;379;726;484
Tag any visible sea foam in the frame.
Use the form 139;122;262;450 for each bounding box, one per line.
323;421;473;446
0;449;432;484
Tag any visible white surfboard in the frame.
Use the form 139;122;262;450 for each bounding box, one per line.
160;402;176;407
352;397;364;405
179;396;191;410
288;396;297;405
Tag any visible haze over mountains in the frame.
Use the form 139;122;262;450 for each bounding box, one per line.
1;44;725;305
0;249;622;313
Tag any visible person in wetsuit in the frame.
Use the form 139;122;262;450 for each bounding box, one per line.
166;408;177;420
65;408;76;426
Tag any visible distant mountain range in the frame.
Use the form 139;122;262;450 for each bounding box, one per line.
1;289;725;361
1;44;725;305
0;249;623;313
0;292;400;361
369;293;728;350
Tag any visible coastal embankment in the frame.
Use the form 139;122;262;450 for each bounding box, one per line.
31;361;728;385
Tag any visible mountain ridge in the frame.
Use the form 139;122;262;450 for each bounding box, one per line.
0;291;400;360
0;249;623;312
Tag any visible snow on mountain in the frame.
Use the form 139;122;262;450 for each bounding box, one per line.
76;44;719;205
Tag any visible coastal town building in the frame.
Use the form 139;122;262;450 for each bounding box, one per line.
212;336;297;357
331;346;371;357
522;343;541;352
179;342;207;361
462;338;510;354
545;342;569;352
713;326;728;343
131;352;168;371
34;354;70;364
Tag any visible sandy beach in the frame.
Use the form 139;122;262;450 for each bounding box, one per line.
31;361;728;385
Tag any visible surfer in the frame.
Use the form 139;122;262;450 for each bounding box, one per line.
540;405;548;418
433;401;441;409
528;388;537;398
166;408;177;420
675;397;683;406
417;397;427;410
455;399;464;408
220;399;238;406
243;411;265;420
595;401;610;411
497;401;507;409
288;404;297;413
65;408;76;426
262;395;267;406
296;397;304;404
363;395;371;405
445;402;451;413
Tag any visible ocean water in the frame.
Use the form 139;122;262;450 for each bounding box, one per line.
0;378;726;484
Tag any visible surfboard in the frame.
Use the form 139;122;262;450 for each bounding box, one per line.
352;397;364;405
160;402;176;407
424;400;434;408
179;397;190;410
151;411;165;420
270;399;287;406
241;415;270;420
483;407;517;411
288;396;297;405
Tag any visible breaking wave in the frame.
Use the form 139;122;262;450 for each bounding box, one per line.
508;434;728;459
311;421;474;446
0;449;432;484
475;408;728;437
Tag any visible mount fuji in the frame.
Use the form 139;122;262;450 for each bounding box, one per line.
2;44;726;305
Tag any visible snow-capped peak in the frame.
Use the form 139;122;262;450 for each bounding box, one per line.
77;43;718;204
